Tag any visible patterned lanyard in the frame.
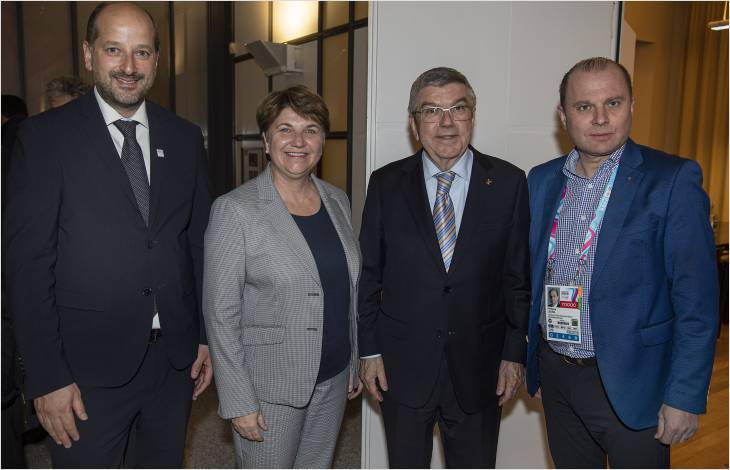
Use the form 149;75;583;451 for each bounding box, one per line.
546;164;619;284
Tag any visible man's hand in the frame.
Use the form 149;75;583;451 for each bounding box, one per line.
191;344;213;400
34;383;88;448
232;409;268;442
496;360;525;406
654;404;699;445
347;372;363;400
359;357;388;402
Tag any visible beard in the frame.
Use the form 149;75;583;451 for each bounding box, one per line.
94;68;155;112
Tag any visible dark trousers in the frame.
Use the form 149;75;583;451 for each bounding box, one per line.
51;338;194;469
538;340;670;469
2;297;27;468
380;359;501;469
2;397;27;468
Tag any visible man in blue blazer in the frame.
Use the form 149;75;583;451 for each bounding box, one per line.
526;57;718;468
3;3;212;467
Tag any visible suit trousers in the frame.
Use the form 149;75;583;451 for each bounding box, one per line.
51;337;194;468
380;359;501;469
233;367;348;468
538;339;669;468
1;397;26;468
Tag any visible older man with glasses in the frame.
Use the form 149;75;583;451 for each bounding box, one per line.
358;67;530;468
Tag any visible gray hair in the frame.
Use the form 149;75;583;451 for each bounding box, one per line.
408;67;476;114
45;76;91;104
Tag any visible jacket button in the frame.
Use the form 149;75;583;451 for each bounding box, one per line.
436;330;443;340
142;288;152;296
147;240;157;249
448;331;455;336
443;286;452;293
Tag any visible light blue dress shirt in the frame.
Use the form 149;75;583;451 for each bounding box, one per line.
422;148;473;237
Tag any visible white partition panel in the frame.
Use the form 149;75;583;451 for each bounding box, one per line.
363;2;620;468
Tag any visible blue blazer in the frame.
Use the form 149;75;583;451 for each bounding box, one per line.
526;139;719;430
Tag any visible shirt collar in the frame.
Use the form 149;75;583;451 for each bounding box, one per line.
422;147;473;181
94;87;149;129
563;143;625;180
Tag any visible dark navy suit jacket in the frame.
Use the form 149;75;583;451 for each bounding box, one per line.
3;92;211;399
526;139;719;430
358;147;530;413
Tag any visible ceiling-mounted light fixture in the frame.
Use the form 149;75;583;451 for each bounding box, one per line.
708;1;729;30
245;40;303;77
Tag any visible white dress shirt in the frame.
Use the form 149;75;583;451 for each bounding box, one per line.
94;88;159;329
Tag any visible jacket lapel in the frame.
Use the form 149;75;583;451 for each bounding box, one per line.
591;140;644;285
258;165;321;287
447;149;492;275
315;178;360;287
533;162;567;290
78;93;141;214
147;105;166;231
400;154;446;275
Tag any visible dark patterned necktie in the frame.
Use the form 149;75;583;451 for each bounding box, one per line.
113;120;149;226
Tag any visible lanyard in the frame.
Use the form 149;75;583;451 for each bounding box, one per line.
546;164;619;283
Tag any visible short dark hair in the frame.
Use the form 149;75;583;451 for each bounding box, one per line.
2;95;28;119
408;67;476;114
559;57;632;108
86;2;160;52
45;76;91;105
256;85;330;136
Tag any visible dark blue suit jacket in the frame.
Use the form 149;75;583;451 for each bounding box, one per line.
3;92;211;399
358;147;530;413
526;139;718;430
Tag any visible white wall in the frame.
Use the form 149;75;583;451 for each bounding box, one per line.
363;2;620;468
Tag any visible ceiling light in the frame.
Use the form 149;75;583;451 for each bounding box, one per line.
708;1;729;30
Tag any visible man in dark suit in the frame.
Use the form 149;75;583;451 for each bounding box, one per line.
526;57;719;468
3;2;213;467
358;67;530;468
2;94;28;469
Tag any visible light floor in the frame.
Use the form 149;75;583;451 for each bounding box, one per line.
670;324;728;469
25;325;727;468
25;388;361;468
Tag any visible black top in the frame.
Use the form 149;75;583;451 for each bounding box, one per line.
292;203;351;383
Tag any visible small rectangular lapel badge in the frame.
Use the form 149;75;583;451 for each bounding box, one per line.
156;149;165;158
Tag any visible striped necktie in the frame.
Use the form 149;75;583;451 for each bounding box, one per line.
433;171;457;271
113;120;150;226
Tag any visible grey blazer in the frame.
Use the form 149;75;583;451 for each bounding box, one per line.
203;164;361;419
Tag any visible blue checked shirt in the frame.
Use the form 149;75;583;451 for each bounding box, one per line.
540;144;625;358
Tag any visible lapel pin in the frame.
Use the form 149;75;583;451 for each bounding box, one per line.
627;176;633;182
156;149;165;158
484;178;494;186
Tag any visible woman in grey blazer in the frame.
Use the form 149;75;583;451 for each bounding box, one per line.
203;86;362;468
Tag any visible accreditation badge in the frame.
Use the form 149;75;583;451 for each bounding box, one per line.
544;285;582;343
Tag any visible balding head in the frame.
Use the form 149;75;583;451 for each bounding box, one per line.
86;2;159;52
559;57;632;109
82;1;159;116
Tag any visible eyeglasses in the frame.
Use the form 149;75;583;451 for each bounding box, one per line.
413;105;473;123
